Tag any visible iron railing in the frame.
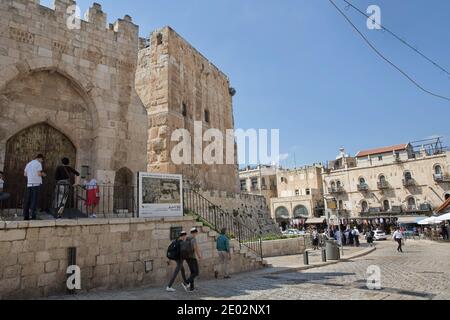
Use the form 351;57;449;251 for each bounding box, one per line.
0;183;137;220
183;188;263;259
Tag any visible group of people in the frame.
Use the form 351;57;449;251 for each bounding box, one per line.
166;227;231;293
1;154;101;220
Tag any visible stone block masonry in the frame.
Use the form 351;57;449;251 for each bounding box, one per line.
0;216;264;299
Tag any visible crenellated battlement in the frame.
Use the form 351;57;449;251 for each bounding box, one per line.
2;0;139;62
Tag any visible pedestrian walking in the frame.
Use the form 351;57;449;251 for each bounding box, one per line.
393;228;403;253
182;228;202;292
352;227;360;247
23;154;46;221
312;228;320;250
441;224;448;241
54;158;80;219
216;228;231;279
166;231;189;292
366;229;374;247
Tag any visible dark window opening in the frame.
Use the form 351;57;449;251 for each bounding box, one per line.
182;103;187;117
156;33;163;45
204;110;210;123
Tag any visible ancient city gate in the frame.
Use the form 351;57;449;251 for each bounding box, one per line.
4;123;76;211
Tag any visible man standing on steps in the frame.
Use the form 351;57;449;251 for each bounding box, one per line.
182;228;202;292
216;228;231;279
393;228;404;253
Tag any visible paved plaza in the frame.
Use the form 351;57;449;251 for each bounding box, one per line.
49;240;450;300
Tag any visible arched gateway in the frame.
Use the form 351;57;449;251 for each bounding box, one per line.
4;123;76;211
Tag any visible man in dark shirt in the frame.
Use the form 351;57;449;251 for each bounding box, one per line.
54;158;80;218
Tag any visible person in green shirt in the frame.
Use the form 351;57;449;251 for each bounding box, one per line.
216;228;231;279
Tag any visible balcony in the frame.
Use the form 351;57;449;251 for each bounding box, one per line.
357;183;369;192
377;181;390;190
402;178;416;187
329;186;345;194
434;173;450;183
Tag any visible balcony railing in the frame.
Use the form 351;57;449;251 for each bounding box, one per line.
357;183;369;192
377;181;390;190
329;186;345;194
434;173;450;182
403;178;416;187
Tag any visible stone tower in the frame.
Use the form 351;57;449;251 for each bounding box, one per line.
136;27;240;193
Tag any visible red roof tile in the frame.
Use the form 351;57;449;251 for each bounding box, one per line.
356;144;409;158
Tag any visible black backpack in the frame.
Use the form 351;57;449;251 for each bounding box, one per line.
167;240;180;261
180;238;194;260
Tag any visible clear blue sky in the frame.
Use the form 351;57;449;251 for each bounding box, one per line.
43;0;450;167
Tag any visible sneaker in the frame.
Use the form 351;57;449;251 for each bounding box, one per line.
90;214;97;219
166;287;176;292
181;282;189;292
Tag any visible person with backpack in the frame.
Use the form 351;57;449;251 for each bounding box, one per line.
181;228;202;292
216;228;231;279
166;231;189;292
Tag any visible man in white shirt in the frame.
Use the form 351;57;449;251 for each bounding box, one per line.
23;154;46;220
392;228;403;253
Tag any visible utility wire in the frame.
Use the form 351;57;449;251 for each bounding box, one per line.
328;0;450;102
342;0;450;77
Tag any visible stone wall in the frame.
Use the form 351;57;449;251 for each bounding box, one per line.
262;237;308;258
136;27;240;193
0;0;148;183
0;216;264;299
200;190;281;236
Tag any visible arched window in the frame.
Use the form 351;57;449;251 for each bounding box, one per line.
361;201;369;213
293;205;309;218
336;180;342;188
434;165;442;175
379;175;386;184
383;200;390;212
338;200;344;210
275;207;290;222
404;171;412;181
359;177;366;185
407;197;416;210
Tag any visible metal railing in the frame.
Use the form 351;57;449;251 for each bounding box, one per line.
183;188;263;259
0;183;137;219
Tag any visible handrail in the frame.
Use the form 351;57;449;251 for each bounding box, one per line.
183;188;263;258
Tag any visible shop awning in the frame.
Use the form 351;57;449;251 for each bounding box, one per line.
306;218;326;224
397;216;427;224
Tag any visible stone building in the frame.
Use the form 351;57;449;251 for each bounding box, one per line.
238;165;278;204
322;139;450;221
0;1;148;205
136;27;239;193
270;164;325;224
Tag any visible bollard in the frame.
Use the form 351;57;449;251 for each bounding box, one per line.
303;251;309;265
321;248;327;262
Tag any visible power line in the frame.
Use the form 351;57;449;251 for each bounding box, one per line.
342;0;450;77
328;0;450;102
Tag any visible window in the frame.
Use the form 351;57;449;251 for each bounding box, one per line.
407;197;416;210
204;109;210;123
281;177;287;184
378;155;383;161
435;165;442;175
359;177;366;185
251;178;258;190
295;190;300;196
361;201;369;213
293;205;309;218
156;33;163;45
383;200;390;212
182;103;187;117
336;181;342;188
338;200;343;210
240;180;247;191
379;175;386;183
404;171;412;181
305;189;311;196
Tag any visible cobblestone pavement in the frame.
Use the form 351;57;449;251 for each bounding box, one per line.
51;240;450;300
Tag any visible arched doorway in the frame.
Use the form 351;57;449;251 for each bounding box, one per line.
293;205;309;219
114;167;135;214
275;206;290;231
4;123;76;211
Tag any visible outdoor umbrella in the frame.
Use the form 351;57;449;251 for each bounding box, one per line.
437;213;450;222
418;216;442;225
